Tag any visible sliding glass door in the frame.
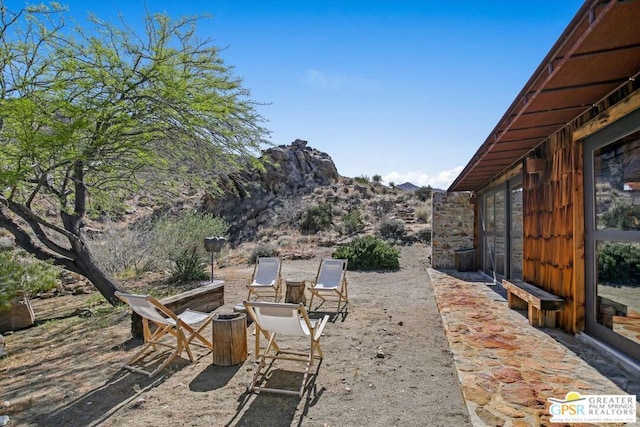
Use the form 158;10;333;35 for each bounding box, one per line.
479;177;522;281
584;109;640;362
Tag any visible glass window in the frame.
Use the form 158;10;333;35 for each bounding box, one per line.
594;137;640;231
510;186;523;280
596;240;640;346
585;117;640;362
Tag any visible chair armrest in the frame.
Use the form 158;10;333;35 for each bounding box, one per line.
313;315;330;340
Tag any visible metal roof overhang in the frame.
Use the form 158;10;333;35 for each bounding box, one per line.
448;0;640;192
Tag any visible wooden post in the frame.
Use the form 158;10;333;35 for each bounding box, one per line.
212;313;247;366
285;280;307;305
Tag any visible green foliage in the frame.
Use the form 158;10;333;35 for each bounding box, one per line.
249;243;279;264
0;251;60;310
600;203;640;230
597;242;640;286
377;218;406;241
416;227;432;244
416;208;431;223
372;174;382;183
153;212;228;281
333;236;400;271
172;248;209;282
0;5;267;303
300;202;333;234
342;208;364;235
354;175;370;184
414;186;433;202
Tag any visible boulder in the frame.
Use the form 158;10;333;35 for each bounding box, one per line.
205;139;339;242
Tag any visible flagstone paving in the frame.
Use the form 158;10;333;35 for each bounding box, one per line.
427;268;640;427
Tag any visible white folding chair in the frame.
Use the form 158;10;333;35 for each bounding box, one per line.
308;258;349;312
115;291;214;377
246;257;283;301
243;301;329;397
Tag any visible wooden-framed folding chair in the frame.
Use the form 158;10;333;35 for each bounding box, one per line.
308;258;349;312
246;257;283;301
115;291;214;377
243;301;329;397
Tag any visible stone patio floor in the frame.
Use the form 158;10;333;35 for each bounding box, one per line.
427;268;640;427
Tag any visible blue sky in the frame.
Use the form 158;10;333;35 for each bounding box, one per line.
10;1;584;188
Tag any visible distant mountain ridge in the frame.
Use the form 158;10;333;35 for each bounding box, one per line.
396;182;419;192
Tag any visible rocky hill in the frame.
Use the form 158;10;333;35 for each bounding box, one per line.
199;139;432;248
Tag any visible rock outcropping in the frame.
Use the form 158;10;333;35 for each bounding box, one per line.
204;139;339;242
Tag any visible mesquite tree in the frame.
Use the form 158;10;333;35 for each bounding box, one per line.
0;3;267;304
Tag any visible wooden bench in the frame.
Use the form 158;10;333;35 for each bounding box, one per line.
131;281;224;338
502;279;564;328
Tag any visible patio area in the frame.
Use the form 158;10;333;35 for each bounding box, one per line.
428;268;640;426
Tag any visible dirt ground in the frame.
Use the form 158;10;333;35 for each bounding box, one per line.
0;244;472;426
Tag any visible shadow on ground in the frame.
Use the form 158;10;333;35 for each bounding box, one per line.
225;363;323;426
35;363;175;426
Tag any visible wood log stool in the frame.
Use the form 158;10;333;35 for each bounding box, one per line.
285;280;307;305
212;313;247;366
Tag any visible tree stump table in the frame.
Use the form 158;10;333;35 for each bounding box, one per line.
285;280;307;305
212;313;247;366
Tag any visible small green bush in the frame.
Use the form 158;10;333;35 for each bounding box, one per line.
377;218;405;241
173;247;208;282
249;243;278;264
0;251;60;310
153;211;228;281
300;202;333;234
600;203;640;230
354;175;370;184
597;242;640;286
414;186;432;202
333;236;400;270
416;208;431;223
416;227;432;244
342;208;364;235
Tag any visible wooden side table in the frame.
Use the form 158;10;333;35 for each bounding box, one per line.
212;313;247;366
285;280;307;305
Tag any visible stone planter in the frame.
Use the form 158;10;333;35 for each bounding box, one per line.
0;292;35;333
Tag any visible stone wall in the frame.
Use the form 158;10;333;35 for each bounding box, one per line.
431;191;475;269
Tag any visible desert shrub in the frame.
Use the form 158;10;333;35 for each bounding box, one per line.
249;243;278;264
600;202;640;230
377;218;405;241
299;202;333;234
271;199;303;228
416;227;432;244
153;211;228;281
414;186;432;202
416;207;431;224
354;175;369;184
342;208;364;235
0;250;60;310
88;218;156;277
597;242;640;286
333;236;400;270
371;198;395;219
372;174;382;183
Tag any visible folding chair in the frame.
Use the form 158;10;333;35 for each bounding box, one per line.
308;258;349;312
115;291;214;377
246;257;283;301
243;301;329;397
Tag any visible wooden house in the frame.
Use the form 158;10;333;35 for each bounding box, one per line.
448;0;640;364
